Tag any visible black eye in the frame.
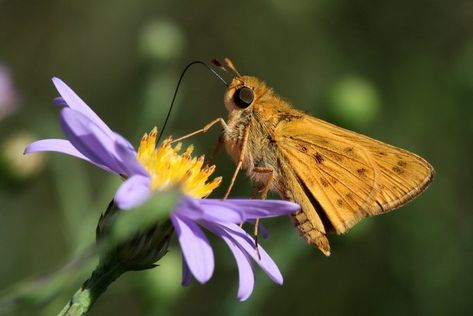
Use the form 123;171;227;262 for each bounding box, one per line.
233;86;254;108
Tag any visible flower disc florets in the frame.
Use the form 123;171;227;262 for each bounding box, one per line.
137;127;221;198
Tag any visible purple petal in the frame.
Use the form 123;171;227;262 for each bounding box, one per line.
174;196;243;224
52;77;112;135
114;175;151;210
171;214;214;284
53;97;67;107
59;108;124;175
25;139;87;159
114;133;148;177
218;223;283;285
181;256;192;286
24;139;115;173
223;199;300;220
217;226;255;301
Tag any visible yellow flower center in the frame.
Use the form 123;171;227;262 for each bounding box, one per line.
136;127;222;199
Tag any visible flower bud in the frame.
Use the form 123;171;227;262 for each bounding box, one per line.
96;200;174;271
2;132;45;185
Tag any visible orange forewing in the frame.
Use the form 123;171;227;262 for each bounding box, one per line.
277;116;434;239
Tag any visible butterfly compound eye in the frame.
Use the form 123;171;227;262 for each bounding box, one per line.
234;86;254;108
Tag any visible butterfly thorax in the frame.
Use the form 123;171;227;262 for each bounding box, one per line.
223;79;304;193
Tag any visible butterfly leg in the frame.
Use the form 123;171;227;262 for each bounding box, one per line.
251;167;274;260
206;134;225;165
223;125;250;199
253;167;274;200
171;117;228;143
248;183;264;257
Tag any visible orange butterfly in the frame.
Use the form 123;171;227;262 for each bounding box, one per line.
174;59;434;256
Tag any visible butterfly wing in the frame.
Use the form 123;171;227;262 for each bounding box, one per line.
275;115;434;253
277;155;333;256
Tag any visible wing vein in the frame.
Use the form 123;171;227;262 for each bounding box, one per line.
316;167;372;204
377;166;411;193
301;140;372;169
319;152;376;183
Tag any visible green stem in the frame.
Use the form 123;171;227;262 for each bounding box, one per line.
57;260;126;316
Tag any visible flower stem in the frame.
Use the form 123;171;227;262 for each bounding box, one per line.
57;260;126;316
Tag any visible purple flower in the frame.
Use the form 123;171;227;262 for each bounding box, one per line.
0;64;19;120
25;78;300;300
173;197;299;300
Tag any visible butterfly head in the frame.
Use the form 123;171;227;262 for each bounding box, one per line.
212;58;271;114
223;76;257;112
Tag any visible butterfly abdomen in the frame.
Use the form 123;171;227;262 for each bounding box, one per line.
291;210;331;256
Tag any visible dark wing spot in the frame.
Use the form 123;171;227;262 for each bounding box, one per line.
299;145;308;153
345;147;354;154
313;152;324;164
357;168;366;176
392;166;404;174
397;160;407;167
320;178;329;187
277;111;304;122
346;193;354;201
378;151;387;156
336;199;343;207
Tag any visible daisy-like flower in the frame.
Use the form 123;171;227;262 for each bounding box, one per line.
25;78;300;300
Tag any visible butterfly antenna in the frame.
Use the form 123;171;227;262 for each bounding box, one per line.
211;59;229;73
157;61;228;144
224;58;242;77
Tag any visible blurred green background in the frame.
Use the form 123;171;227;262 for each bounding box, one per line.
1;0;472;315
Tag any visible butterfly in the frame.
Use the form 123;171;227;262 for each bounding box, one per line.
174;59;435;256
